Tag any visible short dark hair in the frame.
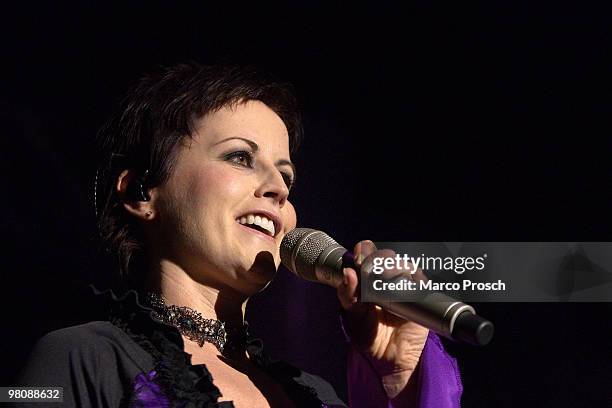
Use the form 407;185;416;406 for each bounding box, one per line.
94;63;302;288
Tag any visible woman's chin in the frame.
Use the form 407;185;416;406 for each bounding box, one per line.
252;253;278;276
241;252;278;293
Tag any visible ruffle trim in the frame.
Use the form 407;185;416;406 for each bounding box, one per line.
89;286;343;408
90;286;229;408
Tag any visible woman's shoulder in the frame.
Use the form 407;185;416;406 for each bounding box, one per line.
35;321;121;345
30;320;153;366
29;321;142;359
17;321;154;393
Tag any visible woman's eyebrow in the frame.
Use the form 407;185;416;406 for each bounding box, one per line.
213;136;259;151
214;136;296;178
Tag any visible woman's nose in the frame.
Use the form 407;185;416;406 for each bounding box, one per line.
255;169;290;207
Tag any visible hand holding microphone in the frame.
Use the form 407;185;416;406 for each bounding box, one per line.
340;240;432;395
281;228;494;400
280;228;494;346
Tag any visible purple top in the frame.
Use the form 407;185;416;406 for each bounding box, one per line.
347;331;462;407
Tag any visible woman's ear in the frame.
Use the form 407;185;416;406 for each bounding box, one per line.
116;169;157;220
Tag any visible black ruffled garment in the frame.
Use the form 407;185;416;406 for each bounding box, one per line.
14;287;347;408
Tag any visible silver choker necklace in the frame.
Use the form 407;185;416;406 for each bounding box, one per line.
146;293;248;356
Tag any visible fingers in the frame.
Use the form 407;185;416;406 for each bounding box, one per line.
354;240;377;265
360;248;428;283
337;267;359;309
339;239;429;309
337;240;377;310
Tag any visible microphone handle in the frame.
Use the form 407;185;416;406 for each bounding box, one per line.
375;295;494;346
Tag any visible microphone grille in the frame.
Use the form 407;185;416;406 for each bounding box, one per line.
281;228;339;278
280;227;305;264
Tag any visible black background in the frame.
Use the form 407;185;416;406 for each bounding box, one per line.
1;1;611;407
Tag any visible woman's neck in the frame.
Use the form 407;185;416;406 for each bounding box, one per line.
145;259;248;330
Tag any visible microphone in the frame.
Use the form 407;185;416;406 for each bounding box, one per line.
280;228;494;346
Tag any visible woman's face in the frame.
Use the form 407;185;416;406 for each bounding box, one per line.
148;100;297;296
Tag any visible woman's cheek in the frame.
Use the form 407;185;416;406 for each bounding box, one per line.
283;200;297;232
201;166;246;197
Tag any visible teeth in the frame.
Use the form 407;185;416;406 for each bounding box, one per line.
237;213;276;237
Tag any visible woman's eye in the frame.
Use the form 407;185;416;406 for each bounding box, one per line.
282;173;294;190
226;151;253;167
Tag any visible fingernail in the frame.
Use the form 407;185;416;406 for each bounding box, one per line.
363;240;376;251
355;242;365;265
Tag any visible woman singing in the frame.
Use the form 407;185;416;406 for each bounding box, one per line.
16;63;462;407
